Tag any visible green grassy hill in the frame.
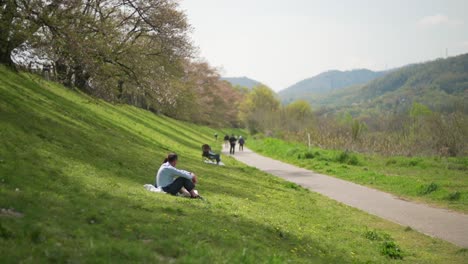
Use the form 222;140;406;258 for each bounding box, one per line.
0;66;466;263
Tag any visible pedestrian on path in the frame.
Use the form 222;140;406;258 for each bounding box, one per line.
229;134;237;154
238;136;245;151
224;134;229;148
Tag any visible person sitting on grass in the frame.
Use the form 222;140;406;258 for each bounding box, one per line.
202;144;221;164
156;153;199;198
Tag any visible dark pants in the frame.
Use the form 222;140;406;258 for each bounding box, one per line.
239;144;244;151
230;143;236;154
162;177;195;195
208;153;220;163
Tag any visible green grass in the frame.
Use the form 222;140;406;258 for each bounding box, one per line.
248;137;468;213
0;66;466;263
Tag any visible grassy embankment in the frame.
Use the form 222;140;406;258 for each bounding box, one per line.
248;137;468;213
0;66;466;263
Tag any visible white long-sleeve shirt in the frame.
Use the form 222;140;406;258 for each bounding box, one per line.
156;162;193;188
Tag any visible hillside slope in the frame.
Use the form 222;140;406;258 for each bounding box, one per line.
315;54;468;113
0;67;465;263
222;76;262;89
279;69;385;104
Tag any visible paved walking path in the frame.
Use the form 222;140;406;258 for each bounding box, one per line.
223;146;468;248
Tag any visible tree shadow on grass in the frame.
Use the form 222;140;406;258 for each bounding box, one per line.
0;72;349;262
109;105;208;151
2;76;272;202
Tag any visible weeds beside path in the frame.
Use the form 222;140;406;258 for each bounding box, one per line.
223;145;468;248
248;138;468;213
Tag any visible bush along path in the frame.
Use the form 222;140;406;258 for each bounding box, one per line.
222;146;468;248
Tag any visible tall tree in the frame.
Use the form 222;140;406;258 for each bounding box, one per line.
239;85;280;133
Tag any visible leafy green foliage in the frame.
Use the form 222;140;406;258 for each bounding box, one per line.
0;223;13;239
238;85;280;133
364;229;403;259
298;151;315;160
447;191;461;201
364;230;382;241
335;151;360;166
381;241;403;259
1;0;246;128
419;182;439;195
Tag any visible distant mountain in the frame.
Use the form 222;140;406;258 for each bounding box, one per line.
279;69;386;104
316;53;468;115
222;77;262;89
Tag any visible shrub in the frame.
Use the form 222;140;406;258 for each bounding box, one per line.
364;230;381;241
447;191;461;201
364;229;403;259
348;155;360;165
284;182;302;191
30;229;43;244
303;151;315;159
336;151;349;163
408;159;420;166
381;241;403;259
336;151;360;165
298;151;315;159
364;229;391;241
0;224;13;239
286;148;300;157
385;159;397;166
419;182;439;195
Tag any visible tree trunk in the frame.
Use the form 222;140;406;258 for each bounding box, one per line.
73;65;90;91
0;51;14;66
117;80;124;100
0;0;15;67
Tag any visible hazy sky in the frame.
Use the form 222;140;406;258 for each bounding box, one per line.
179;0;468;91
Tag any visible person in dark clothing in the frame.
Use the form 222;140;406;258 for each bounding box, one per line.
238;136;245;151
214;133;218;141
202;144;221;164
229;134;237;154
223;134;229;148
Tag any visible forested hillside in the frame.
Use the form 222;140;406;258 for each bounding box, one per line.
221;76;262;89
238;56;467;156
316;54;468;114
279;69;385;104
